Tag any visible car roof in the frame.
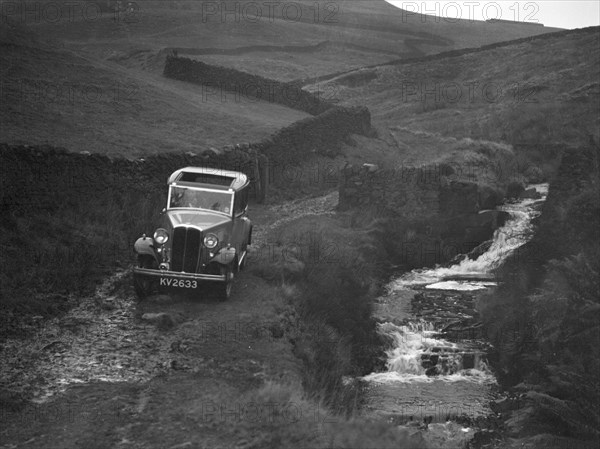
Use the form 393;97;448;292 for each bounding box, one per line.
168;167;249;191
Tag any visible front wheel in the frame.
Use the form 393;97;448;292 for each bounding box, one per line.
134;255;155;301
134;275;152;300
217;264;234;301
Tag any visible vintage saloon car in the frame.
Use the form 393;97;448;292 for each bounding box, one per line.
133;167;253;300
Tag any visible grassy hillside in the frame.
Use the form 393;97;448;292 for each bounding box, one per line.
178;0;563;82
0;14;308;157
312;27;599;152
17;1;561;81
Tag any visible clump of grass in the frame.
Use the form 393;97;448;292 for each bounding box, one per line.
259;215;388;413
236;381;421;449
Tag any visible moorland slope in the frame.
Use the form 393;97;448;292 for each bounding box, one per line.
0;14;309;156
313;26;599;170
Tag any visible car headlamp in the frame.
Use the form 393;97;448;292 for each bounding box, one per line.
153;228;169;245
203;234;219;249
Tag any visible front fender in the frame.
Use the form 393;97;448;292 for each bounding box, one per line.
134;237;158;261
212;246;236;265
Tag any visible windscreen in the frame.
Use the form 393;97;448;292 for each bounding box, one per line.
169;186;233;215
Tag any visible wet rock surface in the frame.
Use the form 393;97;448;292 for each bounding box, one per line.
0;272;182;404
519;187;543;200
414;289;491;375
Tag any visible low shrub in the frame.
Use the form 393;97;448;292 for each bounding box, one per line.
255;215;388;412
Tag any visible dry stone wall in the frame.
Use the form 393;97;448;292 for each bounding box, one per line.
338;163;510;268
0;144;269;212
1;101;373;205
338;163;453;216
252;105;372;169
163;56;332;115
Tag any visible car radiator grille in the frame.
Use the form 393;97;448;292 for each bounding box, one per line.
171;227;203;273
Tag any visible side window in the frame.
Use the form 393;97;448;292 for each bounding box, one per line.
234;187;249;216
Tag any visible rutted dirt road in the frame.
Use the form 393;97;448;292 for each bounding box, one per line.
0;194;341;449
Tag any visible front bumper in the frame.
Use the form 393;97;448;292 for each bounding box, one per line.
133;267;226;282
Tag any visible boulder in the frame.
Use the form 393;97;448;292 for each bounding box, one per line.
478;185;503;210
461;353;475;369
519;187;542;200
99;296;117;311
490;397;514;414
425;367;440;376
524;165;544;183
464;210;511;242
141;312;175;330
439;181;479;216
506;181;525;199
443;210;510;249
468;240;493;260
362;163;379;173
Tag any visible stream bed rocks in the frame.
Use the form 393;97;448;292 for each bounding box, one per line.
364;285;503;449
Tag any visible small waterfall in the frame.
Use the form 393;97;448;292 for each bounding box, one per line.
365;185;548;386
365;322;493;384
385;321;438;375
389;184;548;291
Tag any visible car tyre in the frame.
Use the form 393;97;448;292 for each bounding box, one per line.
134;255;155;301
134;275;151;301
218;264;234;301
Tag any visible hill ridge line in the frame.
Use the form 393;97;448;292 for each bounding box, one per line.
299;25;600;86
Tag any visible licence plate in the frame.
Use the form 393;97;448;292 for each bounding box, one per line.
159;278;198;289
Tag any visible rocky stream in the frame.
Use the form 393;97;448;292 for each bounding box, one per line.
360;184;548;446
